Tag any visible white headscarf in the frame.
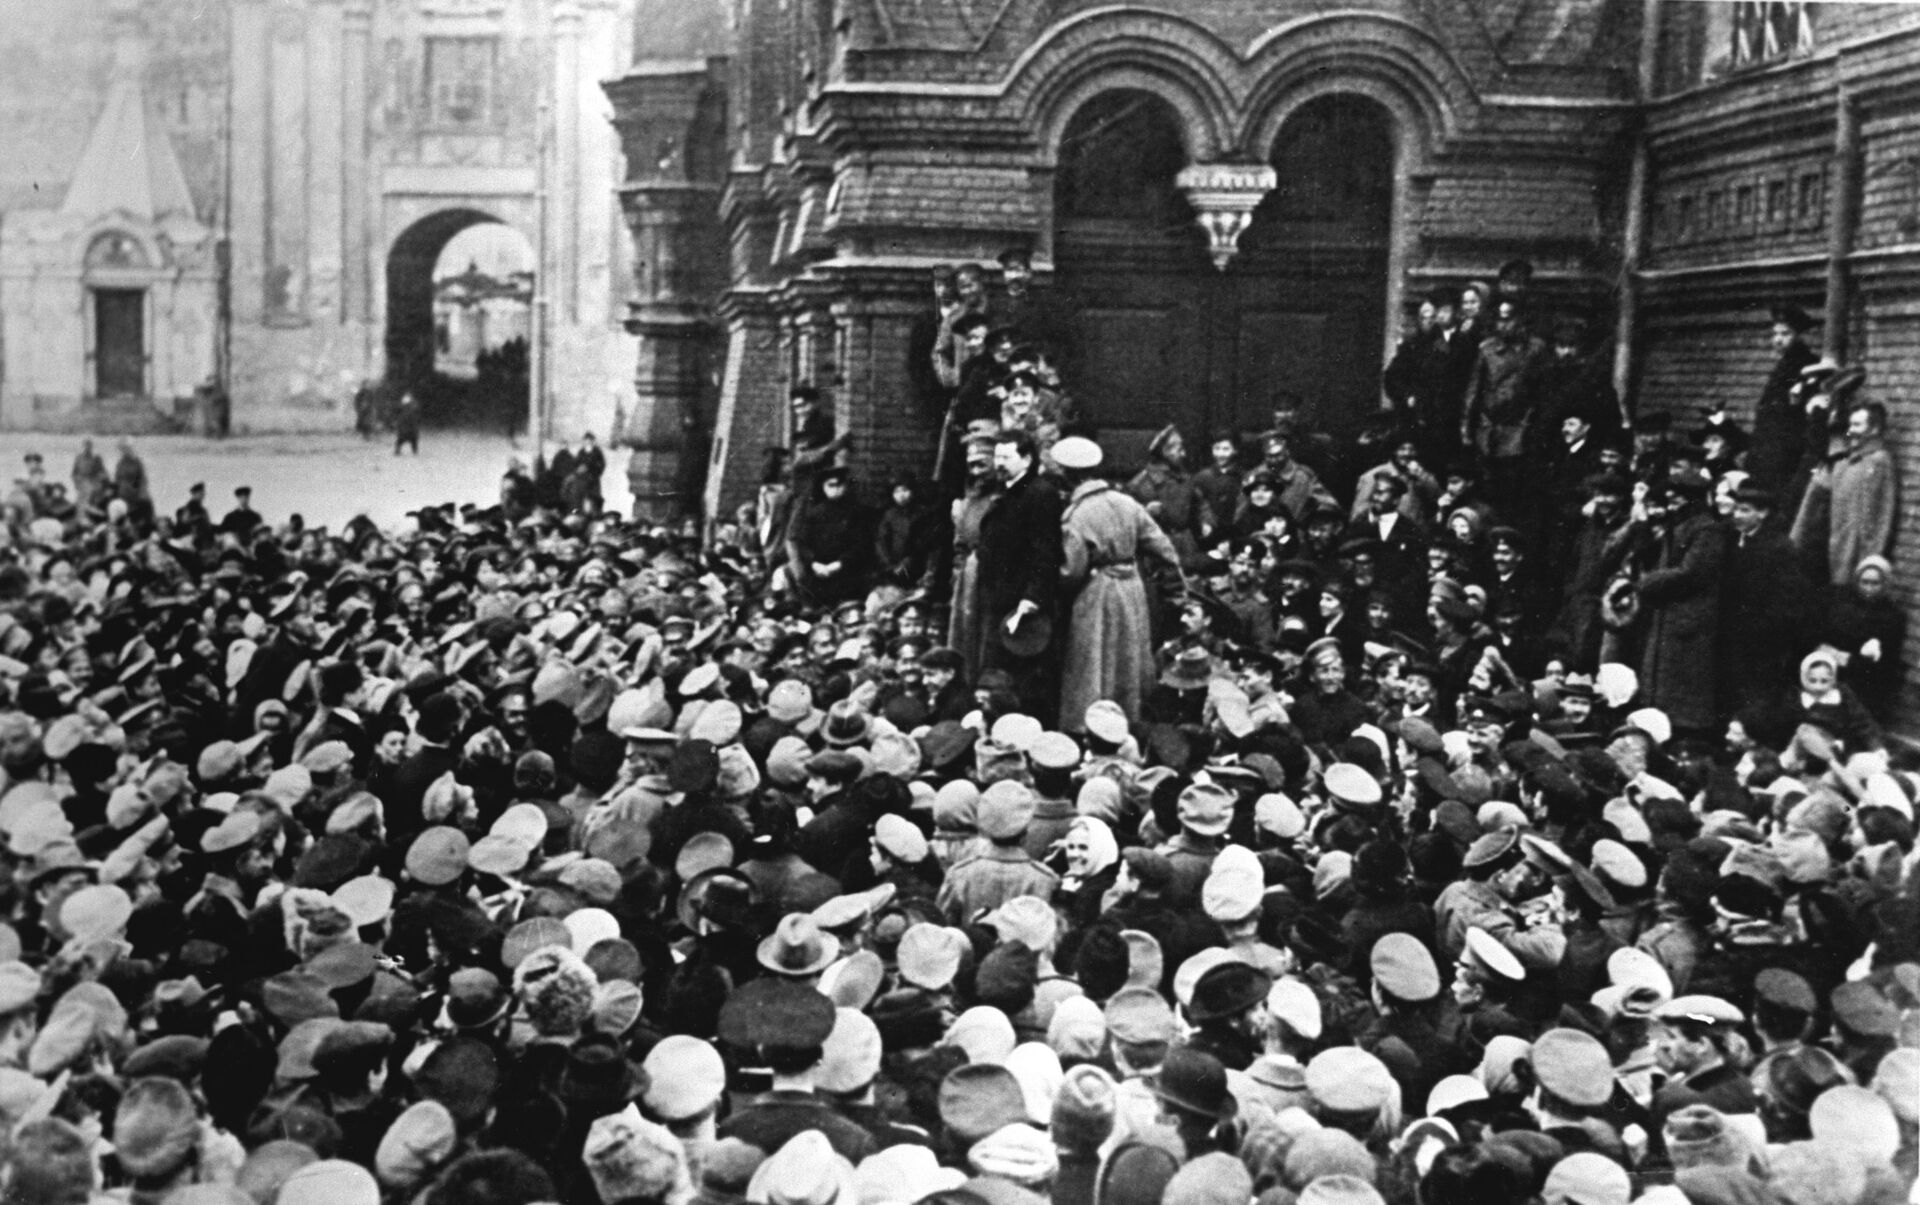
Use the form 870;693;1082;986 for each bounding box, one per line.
1065;816;1119;880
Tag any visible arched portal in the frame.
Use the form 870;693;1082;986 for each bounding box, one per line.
385;208;533;431
1231;93;1395;435
1051;89;1397;464
1052;90;1213;464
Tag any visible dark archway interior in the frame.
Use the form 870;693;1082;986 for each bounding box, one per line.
1053;90;1211;466
1233;93;1395;439
385;208;529;431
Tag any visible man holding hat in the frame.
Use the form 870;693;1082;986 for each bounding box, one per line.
1054;435;1184;729
1603;466;1726;734
977;430;1066;719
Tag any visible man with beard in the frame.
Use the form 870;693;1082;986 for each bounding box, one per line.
1462;299;1547;512
1749;303;1821;494
1717;484;1813;720
1794;399;1899;588
1602;469;1727;736
977;431;1065;718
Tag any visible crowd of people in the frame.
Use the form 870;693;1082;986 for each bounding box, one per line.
0;250;1911;1205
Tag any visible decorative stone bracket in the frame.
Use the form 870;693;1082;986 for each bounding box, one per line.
1176;163;1278;270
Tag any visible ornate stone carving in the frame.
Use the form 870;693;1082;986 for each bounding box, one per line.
1176;162;1277;270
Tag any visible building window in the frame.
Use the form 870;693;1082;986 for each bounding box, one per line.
426;36;498;128
1731;1;1814;69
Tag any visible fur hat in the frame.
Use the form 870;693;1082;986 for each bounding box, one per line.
514;945;599;1037
1051;1064;1116;1153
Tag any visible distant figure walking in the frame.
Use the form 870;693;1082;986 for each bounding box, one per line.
353;379;379;441
71;439;107;514
394;391;421;455
113;438;153;526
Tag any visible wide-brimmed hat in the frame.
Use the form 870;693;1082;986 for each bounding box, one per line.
821;701;872;749
757;913;841;978
678;868;760;936
1160;646;1215;689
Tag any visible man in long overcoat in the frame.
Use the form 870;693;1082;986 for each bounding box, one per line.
1462;299;1547;512
978;430;1065;718
1052;437;1184;728
1795;400;1899;589
1749;303;1821;495
1717;483;1814;720
1606;469;1728;734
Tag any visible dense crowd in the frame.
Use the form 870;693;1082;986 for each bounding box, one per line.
0;251;1912;1205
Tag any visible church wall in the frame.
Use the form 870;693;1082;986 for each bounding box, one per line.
691;0;1636;517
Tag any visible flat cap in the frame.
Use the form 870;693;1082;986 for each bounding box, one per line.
1370;934;1441;1002
1753;968;1817;1014
1462;827;1520;869
1462;927;1525;982
716;976;836;1050
1655;995;1743;1027
1103;987;1176;1045
1304;1047;1394;1114
1530;1028;1613;1107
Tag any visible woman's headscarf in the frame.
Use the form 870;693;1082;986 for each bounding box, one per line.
1066;817;1118;880
1799;648;1841;697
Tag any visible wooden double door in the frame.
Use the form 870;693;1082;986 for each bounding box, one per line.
1051;91;1394;466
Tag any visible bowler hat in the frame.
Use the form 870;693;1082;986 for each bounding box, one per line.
1149;1047;1235;1120
1188;962;1271;1022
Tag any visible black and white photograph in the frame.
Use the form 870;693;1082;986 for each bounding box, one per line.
0;1;1916;1203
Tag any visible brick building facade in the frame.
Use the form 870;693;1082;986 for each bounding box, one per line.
611;0;1920;727
1631;2;1920;725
